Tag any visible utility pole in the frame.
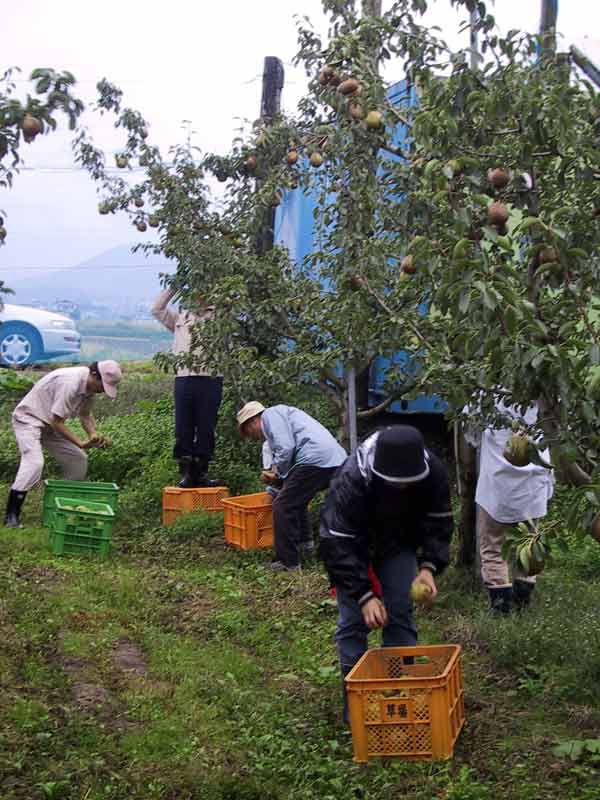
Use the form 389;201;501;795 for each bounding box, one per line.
345;0;382;452
256;57;284;255
260;56;284;122
469;9;479;70
361;0;382;15
539;0;558;56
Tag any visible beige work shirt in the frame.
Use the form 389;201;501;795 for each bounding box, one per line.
13;366;94;428
151;288;217;377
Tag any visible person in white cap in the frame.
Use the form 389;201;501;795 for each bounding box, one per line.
152;286;222;488
236;401;347;570
3;360;122;528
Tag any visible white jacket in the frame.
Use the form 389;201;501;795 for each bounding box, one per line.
465;400;554;523
151;288;216;377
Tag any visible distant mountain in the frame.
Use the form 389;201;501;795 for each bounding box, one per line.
10;245;175;313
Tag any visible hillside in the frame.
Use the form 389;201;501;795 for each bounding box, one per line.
9;245;175;314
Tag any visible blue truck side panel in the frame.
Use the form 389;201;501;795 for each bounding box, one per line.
274;79;447;414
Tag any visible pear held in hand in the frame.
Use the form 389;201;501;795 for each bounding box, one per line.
410;579;433;604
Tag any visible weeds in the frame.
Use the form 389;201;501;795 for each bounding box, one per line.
1;367;599;799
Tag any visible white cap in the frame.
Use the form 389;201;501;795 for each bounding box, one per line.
236;401;265;431
97;360;122;399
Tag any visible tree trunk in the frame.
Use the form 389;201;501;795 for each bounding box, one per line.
361;0;382;16
537;396;591;486
570;46;600;89
356;364;371;411
539;0;558;57
338;392;350;451
455;424;478;567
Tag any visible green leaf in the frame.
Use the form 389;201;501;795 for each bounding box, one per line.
504;305;518;335
552;740;586;760
458;290;471;314
496;235;513;251
472;193;491;207
35;77;51;94
424;158;441;178
520;216;544;231
481;286;497;311
452;238;471;261
408;236;428;252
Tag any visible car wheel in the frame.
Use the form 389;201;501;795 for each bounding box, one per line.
0;323;43;367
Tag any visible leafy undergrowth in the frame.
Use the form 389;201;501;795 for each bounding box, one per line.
1;511;599;800
1;367;599;798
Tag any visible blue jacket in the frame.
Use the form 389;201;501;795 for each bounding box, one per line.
261;405;347;479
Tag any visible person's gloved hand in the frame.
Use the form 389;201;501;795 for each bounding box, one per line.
260;469;279;485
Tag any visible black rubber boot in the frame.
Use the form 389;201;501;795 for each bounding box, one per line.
513;580;535;610
341;665;354;725
4;490;27;528
192;457;223;488
177;459;196;489
489;586;512;615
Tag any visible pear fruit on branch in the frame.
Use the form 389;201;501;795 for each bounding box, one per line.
503;432;531;467
503;431;554;470
516;533;549;577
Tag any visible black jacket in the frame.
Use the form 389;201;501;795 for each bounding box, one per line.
319;432;454;606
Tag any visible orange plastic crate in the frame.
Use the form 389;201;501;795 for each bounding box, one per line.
162;486;230;526
346;644;464;763
222;492;273;550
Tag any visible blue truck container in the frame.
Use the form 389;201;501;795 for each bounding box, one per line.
274;79;447;415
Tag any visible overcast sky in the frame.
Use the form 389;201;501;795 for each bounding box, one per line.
1;0;599;284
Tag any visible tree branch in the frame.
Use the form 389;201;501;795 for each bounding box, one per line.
379;142;410;160
357;379;417;418
319;376;343;408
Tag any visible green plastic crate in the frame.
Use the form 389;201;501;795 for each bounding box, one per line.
50;497;115;558
43;479;119;527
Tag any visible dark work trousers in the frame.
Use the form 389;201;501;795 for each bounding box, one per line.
173;376;223;465
268;486;313;546
336;549;418;722
273;464;339;567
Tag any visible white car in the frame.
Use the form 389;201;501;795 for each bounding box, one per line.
0;302;81;367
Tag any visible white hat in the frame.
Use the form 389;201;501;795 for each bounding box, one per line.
97;360;122;399
236;401;265;431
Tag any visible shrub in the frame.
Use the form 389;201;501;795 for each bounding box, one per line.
116;451;176;533
86;398;174;485
162;510;225;541
470;574;600;705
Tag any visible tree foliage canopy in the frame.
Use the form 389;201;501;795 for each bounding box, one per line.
77;0;600;485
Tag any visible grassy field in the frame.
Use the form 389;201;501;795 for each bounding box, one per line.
1;367;599;800
77;319;171;363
